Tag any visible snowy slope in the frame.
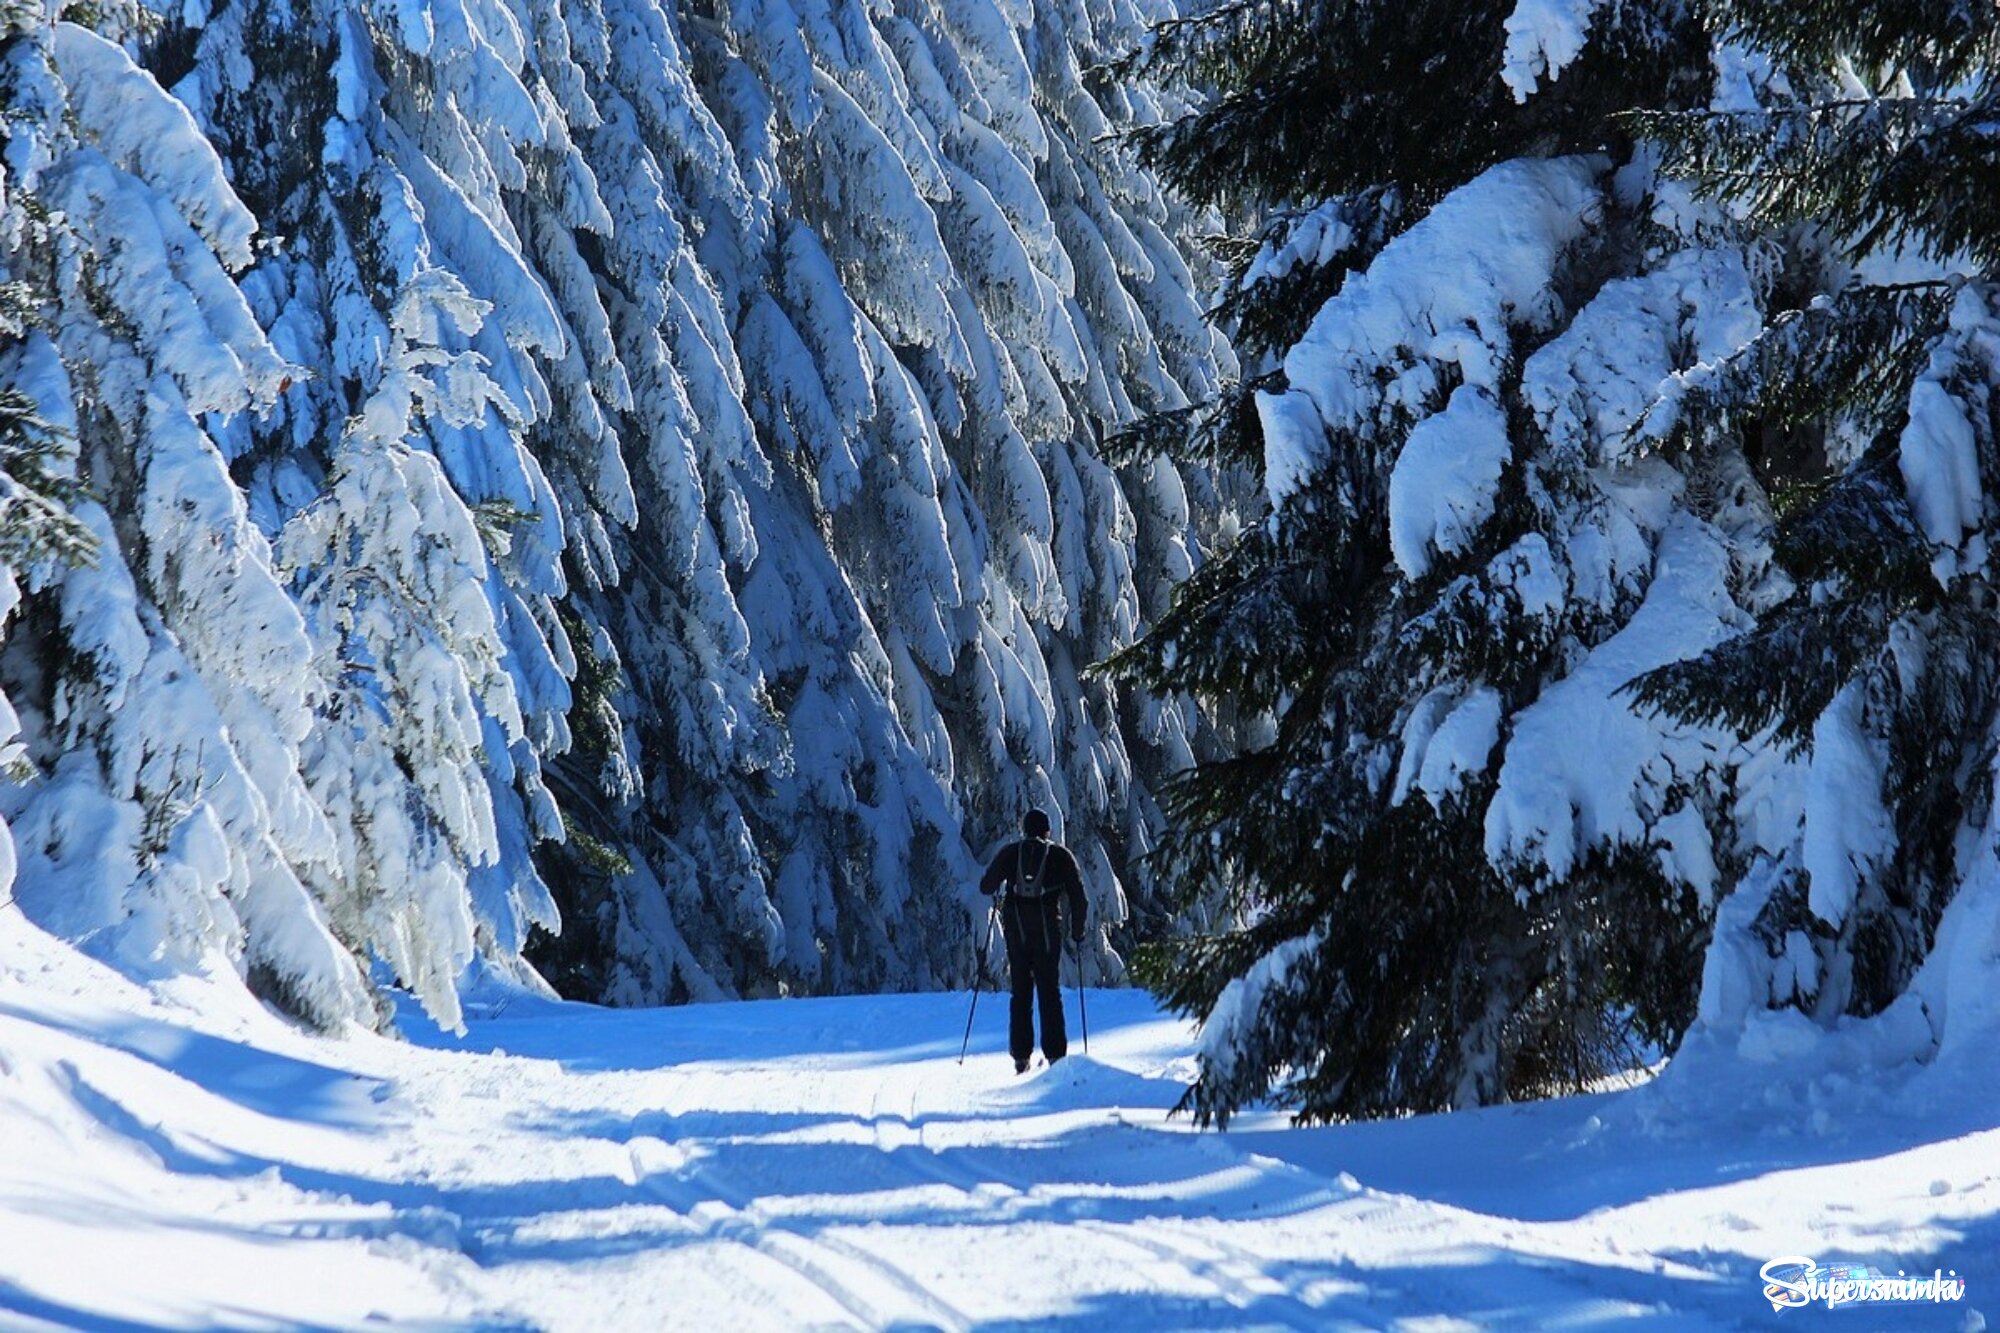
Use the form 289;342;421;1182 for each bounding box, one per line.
0;909;1991;1331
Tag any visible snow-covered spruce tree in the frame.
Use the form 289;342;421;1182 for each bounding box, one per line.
1110;1;1820;1122
0;1;372;1026
158;0;580;1029
1626;2;2000;1064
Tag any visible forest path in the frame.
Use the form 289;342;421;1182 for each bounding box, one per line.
1;914;1992;1330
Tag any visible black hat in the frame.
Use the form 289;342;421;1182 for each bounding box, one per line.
1023;807;1051;839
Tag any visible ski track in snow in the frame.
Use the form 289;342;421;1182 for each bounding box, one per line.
0;917;1994;1332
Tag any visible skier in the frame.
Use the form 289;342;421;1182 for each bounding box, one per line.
978;808;1087;1073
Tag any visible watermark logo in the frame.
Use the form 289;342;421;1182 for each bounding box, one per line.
1760;1255;1967;1312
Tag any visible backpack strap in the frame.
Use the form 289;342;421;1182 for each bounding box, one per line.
1015;837;1053;898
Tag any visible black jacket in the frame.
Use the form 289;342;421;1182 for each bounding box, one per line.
980;838;1087;928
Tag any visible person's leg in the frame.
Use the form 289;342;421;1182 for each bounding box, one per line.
1033;901;1068;1062
1002;905;1034;1069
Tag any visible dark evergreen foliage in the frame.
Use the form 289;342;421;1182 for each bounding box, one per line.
1211;190;1408;361
1118;0;1706;211
1635;99;2000;269
1632;283;1956;471
1106;371;1278;473
1627;0;2000;1027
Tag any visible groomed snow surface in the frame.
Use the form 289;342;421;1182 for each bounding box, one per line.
1;910;1992;1332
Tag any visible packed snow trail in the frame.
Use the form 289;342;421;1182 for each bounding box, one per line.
0;915;1993;1331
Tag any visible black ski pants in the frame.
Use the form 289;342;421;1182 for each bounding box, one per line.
1002;894;1067;1064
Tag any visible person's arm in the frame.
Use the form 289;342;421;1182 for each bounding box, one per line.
1060;848;1087;940
979;843;1013;896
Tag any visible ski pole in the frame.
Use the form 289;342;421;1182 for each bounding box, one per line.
1072;936;1089;1055
959;897;1001;1065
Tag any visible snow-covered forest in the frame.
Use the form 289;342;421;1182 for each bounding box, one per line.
0;0;1996;1147
0;0;1235;1032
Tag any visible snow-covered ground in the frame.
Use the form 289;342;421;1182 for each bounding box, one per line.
1;911;1992;1331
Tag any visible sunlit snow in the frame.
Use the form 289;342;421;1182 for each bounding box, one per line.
1;914;1990;1331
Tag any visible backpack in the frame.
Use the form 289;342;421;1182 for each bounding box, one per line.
1013;838;1055;899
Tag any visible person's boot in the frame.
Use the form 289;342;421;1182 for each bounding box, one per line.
1015;1057;1030;1074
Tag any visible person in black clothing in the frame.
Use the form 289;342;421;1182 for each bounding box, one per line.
978;807;1087;1072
